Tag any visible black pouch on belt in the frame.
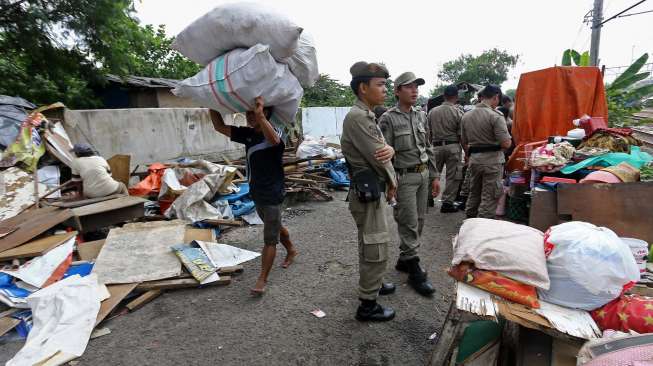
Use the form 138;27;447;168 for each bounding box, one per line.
352;168;382;203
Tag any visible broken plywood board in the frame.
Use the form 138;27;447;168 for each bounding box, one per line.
135;276;231;291
92;222;185;284
0;317;21;337
107;154;131;187
184;227;215;243
0;167;48;221
534;301;602;340
70;195;146;232
125;290;162;312
48;194;124;209
96;283;139;326
0;231;77;260
72;195;147;217
0;206;73;253
456;282;498;319
77;239;105;262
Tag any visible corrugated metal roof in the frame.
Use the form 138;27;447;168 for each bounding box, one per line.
106;74;180;89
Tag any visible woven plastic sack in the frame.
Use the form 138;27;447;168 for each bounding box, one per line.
452;218;550;290
172;44;303;127
284;32;319;88
539;221;640;310
172;2;302;65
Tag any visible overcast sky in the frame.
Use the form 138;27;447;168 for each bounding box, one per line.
135;0;652;95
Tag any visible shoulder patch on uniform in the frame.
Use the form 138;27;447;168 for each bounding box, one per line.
369;124;383;139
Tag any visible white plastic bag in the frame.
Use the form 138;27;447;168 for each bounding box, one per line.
284;32;319;88
452;218;550;289
538;221;640;310
172;2;302;65
172;44;303;127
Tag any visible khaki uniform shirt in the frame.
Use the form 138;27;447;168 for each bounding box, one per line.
341;100;397;188
427;101;464;142
378;106;439;179
461;103;511;165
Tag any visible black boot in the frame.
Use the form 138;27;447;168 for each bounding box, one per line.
395;258;426;276
378;282;396;295
440;201;458;213
427;197;435;207
406;258;436;296
455;197;467;211
356;299;395;321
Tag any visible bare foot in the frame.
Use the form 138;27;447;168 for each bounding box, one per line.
281;249;298;269
251;278;266;296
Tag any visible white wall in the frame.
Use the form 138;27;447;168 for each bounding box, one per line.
301;107;350;143
63;108;247;166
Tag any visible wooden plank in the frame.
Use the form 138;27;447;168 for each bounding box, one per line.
201;219;244;227
135;276;231;291
0;231;77;260
72;199;146;233
96;283;139;326
107;154;131;187
47;194;124;209
77;239;105;262
0;207;73;253
529;190;559;232
72;196;148;217
125;290;162;312
430;302;468;366
557;182;653;244
184;228;215;243
0;317;21;337
175;265;243;279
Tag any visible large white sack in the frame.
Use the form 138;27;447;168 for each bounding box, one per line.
172;2;302;65
538;221;640;310
284;32;319;88
172;44;303;127
452;218;550;290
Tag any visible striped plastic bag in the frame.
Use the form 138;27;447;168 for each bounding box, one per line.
172;44;303;127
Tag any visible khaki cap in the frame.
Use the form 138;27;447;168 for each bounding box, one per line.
350;61;389;79
394;72;425;88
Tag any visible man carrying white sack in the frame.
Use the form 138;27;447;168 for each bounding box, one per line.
209;97;298;296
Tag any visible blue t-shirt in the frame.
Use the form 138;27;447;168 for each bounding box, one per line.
231;126;285;205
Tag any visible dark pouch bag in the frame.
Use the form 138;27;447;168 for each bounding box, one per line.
352;169;382;203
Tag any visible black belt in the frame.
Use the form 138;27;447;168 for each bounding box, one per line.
468;145;502;154
432;140;459;146
395;163;427;175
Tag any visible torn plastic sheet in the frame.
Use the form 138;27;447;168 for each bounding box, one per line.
0;236;74;288
195;241;260;269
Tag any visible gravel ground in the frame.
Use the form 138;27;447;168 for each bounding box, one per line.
0;191;464;366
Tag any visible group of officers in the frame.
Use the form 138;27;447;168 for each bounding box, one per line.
340;61;513;321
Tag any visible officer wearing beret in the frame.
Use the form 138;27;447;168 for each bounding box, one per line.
460;85;512;218
378;72;439;296
341;61;398;321
427;85;464;213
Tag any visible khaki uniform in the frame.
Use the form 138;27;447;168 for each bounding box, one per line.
461;103;511;218
341;100;397;301
427;102;464;203
378;106;437;261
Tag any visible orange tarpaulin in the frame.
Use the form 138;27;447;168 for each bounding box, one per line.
507;66;608;171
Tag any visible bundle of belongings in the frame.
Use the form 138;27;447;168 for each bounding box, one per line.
171;2;319;128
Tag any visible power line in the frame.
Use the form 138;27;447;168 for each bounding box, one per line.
617;8;653;17
596;0;648;27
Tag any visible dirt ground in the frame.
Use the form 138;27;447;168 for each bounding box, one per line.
0;191;464;366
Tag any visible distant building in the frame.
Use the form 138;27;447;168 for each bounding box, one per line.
99;75;201;109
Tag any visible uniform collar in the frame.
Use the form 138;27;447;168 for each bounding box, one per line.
354;99;376;119
442;101;455;106
389;105;416;115
476;102;492;109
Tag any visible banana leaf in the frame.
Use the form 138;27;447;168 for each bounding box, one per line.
562;50;572;66
612;54;649;87
625;84;653;103
579;51;590;66
608;72;651;91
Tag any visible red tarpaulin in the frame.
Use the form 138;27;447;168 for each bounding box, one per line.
507;66;608;171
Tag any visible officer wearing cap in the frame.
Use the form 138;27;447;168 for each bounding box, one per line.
341;61;398;321
378;72;439;296
427;85;465;213
460;84;512;218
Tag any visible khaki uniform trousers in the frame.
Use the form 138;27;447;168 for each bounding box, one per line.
433;144;463;203
465;163;504;219
394;169;428;261
348;191;390;300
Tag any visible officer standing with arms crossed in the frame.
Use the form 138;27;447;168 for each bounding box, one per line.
427;85;464;213
378;72;439;296
341;61;398;321
461;85;512;219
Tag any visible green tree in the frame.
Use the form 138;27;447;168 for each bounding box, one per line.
0;0;200;108
437;49;519;87
301;74;355;107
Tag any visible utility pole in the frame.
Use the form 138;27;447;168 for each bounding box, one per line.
590;0;604;66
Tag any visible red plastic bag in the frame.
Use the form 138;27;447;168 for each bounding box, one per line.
591;294;653;334
128;163;166;196
448;262;540;308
